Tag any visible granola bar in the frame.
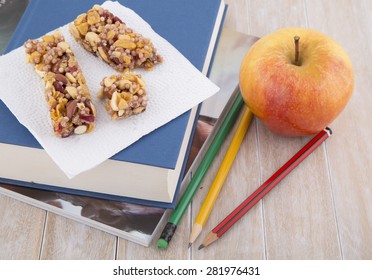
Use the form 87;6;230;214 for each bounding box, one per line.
24;30;96;138
98;72;147;120
69;4;163;72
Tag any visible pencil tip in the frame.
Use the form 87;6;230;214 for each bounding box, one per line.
188;243;192;249
198;244;205;250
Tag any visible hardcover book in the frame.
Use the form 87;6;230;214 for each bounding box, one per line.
0;0;225;208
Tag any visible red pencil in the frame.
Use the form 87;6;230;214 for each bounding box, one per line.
199;127;332;249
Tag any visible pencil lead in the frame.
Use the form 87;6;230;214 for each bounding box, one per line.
188;243;192;249
198;244;205;250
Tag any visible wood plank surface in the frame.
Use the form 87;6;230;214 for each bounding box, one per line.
0;0;371;260
0;193;45;259
40;213;117;260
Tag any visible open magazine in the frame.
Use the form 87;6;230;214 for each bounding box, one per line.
0;6;258;245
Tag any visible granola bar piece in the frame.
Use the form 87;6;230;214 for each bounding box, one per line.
98;72;147;120
24;30;96;138
69;4;163;72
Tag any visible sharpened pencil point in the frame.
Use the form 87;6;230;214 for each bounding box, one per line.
188;243;192;249
198;244;205;250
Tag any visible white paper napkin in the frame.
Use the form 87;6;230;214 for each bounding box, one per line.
0;1;219;178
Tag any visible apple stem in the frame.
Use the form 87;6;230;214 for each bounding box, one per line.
294;36;300;66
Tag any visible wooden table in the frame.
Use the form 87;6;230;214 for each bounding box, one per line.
0;0;371;260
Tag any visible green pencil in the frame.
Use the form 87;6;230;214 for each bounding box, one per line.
157;92;245;249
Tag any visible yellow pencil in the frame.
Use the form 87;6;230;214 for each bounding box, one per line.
189;106;253;246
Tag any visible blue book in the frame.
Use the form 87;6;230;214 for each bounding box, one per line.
0;0;225;208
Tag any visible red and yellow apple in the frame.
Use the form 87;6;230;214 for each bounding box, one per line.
239;28;354;136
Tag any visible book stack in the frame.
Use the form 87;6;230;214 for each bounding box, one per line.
0;0;255;246
0;0;226;245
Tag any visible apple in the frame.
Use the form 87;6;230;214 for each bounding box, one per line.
239;28;354;136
